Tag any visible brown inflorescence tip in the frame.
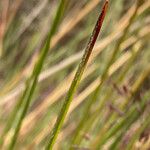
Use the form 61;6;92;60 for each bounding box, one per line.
105;0;109;10
83;0;109;63
97;0;109;27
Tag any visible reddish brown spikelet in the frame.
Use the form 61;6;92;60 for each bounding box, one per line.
84;0;109;63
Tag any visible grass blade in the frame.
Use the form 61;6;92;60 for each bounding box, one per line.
45;1;109;149
6;0;67;149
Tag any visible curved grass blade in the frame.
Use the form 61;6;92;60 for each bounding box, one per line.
45;1;109;150
6;0;67;149
70;0;141;147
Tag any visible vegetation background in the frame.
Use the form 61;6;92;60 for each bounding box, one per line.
0;0;150;149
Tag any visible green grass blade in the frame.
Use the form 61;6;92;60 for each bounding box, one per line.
69;1;140;146
7;0;67;149
45;1;109;149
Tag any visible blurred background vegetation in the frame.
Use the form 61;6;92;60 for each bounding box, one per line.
0;0;150;149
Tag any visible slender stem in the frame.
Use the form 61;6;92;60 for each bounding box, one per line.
45;1;109;150
7;0;67;149
70;0;141;146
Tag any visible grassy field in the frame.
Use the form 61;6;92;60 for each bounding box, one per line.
0;0;150;149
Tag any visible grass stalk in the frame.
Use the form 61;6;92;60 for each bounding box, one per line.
70;42;141;146
6;0;67;149
45;1;109;149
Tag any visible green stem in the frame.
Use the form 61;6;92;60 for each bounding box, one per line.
7;0;67;149
70;1;140;147
45;1;109;150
